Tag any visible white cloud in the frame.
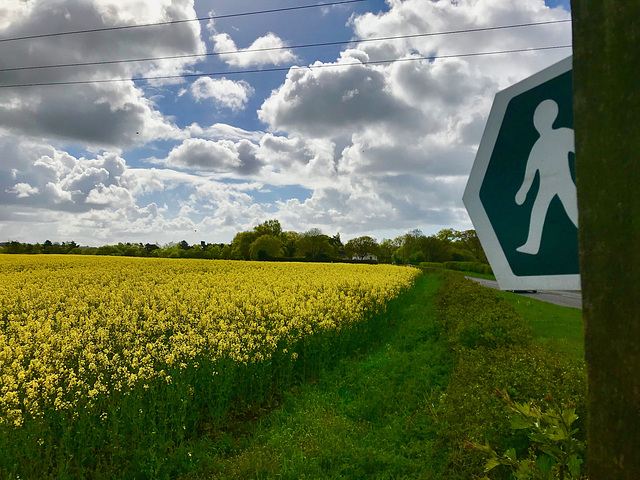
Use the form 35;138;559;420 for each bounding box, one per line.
209;28;297;67
0;0;205;148
0;0;573;245
0;134;272;245
184;123;264;142
251;0;572;237
6;183;40;198
190;77;254;111
159;138;264;174
258;60;428;139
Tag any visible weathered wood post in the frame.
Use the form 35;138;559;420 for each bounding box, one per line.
571;2;640;477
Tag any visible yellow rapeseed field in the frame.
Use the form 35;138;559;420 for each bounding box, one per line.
0;255;419;428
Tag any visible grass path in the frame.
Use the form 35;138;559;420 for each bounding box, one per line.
179;274;451;479
178;272;586;479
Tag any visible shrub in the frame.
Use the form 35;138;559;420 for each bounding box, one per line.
444;261;493;275
418;262;444;269
433;272;587;480
467;390;585;480
436;273;532;351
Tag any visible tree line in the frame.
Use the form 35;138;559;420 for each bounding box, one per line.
0;220;487;265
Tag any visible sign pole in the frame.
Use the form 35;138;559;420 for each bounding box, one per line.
571;2;640;477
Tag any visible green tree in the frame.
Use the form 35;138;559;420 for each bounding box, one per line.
281;231;301;258
204;244;221;259
345;235;379;260
436;228;457;243
231;231;258;260
437;228;487;263
253;219;283;238
42;239;53;254
296;228;335;260
392;245;407;265
417;235;451;263
403;229;424;259
330;233;343;248
95;245;122;256
379;238;401;263
455;229;487;263
4;241;25;254
62;241;79;254
221;244;233;260
392;229;424;264
249;235;284;260
144;243;160;255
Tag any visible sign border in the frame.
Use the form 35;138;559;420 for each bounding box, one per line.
463;56;580;291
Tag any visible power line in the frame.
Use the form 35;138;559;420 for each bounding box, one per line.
0;19;572;74
0;45;572;89
0;0;365;44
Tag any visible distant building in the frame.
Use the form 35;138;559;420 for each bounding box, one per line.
352;254;377;261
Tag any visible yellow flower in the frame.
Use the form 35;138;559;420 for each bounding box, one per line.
0;255;419;425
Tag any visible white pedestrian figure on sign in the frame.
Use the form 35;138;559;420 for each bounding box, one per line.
515;99;578;255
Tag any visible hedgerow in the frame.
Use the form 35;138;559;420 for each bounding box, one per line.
443;261;494;275
434;272;586;479
436;273;532;351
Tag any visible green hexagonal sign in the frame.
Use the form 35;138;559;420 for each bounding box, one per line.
463;57;579;290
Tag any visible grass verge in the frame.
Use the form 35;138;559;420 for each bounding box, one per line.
178;271;587;480
459;270;496;281
179;273;452;479
495;290;584;358
434;272;586;479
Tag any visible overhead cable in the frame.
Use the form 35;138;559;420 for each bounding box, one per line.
0;19;572;74
0;45;573;89
0;0;366;44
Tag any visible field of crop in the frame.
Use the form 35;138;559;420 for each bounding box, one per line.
0;255;419;479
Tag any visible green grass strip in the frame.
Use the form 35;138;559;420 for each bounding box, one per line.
495;290;584;358
179;273;452;480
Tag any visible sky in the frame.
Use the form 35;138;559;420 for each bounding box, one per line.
0;0;573;246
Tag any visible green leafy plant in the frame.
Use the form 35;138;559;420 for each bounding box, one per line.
466;389;585;480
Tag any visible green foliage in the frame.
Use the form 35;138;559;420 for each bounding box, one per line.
280;231;300;258
467;390;584;480
232;230;258;260
344;235;379;259
179;274;453;480
438;343;587;477
419;262;444;267
296;228;336;260
249;234;284;260
253;219;283;238
436;273;532;351
418;235;452;263
390;229;451;264
444;261;493;275
409;250;426;263
496;292;584;359
378;238;400;263
438;229;488;263
433;273;586;480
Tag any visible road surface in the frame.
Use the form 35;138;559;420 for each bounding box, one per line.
466;276;582;309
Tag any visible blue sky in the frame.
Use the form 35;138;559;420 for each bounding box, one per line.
0;0;572;246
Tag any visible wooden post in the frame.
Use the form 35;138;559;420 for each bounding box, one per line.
571;1;640;477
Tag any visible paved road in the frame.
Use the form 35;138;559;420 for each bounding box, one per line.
466;276;582;309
